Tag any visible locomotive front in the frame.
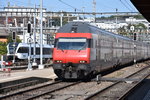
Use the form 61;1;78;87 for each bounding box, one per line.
53;33;92;79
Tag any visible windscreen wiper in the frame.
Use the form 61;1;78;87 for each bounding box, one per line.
78;44;87;52
60;49;64;52
78;46;85;52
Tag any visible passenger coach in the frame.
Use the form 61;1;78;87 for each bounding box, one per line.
7;42;53;65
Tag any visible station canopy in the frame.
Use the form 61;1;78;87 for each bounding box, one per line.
131;0;150;22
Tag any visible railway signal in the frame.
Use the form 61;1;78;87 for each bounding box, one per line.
134;33;137;40
12;31;16;40
27;21;32;71
130;25;135;31
12;31;16;65
27;22;31;33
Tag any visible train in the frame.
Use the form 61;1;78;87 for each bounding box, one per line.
53;21;150;79
6;42;53;65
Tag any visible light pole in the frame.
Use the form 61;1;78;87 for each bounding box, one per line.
23;19;25;43
115;8;118;33
32;5;37;66
38;0;44;69
60;11;63;27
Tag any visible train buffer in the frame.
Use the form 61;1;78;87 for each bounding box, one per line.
96;74;140;84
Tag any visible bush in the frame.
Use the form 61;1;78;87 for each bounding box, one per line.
0;42;7;55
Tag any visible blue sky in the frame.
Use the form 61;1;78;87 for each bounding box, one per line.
0;0;138;12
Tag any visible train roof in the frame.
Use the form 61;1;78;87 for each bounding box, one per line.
58;22;91;33
57;22;150;45
19;43;54;48
58;21;132;41
8;42;54;48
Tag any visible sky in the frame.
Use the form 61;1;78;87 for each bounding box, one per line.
0;0;138;12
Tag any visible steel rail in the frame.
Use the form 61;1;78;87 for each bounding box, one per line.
25;81;81;100
0;80;39;93
0;80;61;99
85;66;150;100
117;72;150;100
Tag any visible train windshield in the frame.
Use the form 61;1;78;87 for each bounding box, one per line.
57;38;87;50
8;42;18;54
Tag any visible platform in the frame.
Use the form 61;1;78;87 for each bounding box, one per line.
0;67;56;83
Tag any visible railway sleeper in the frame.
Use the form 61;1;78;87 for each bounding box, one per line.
0;80;39;93
96;74;140;84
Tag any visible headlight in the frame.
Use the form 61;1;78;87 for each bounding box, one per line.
55;60;62;63
79;60;87;63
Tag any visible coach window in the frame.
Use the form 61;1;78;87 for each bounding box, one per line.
47;48;49;54
48;48;51;54
25;47;28;53
36;48;40;55
87;39;92;48
43;48;46;54
54;39;58;48
46;48;48;54
94;40;97;48
44;48;50;54
18;47;22;53
47;48;51;54
48;48;50;54
31;47;33;55
90;39;93;48
43;48;49;54
18;47;28;53
43;48;45;54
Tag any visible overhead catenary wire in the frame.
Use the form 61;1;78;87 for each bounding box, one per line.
5;0;47;9
58;0;82;12
9;0;33;6
124;0;136;12
120;0;133;12
58;0;95;19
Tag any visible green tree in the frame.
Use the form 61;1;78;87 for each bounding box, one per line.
0;42;7;55
118;26;128;36
7;35;22;43
133;15;144;19
136;23;147;29
0;34;22;55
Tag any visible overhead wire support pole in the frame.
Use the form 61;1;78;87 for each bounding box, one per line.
23;19;25;43
32;4;37;66
60;11;63;27
82;7;85;21
39;0;44;69
93;0;96;22
115;8;118;33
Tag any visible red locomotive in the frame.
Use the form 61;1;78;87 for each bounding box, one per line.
53;22;150;79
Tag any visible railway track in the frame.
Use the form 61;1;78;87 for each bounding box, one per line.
35;62;147;100
0;80;81;100
0;77;50;94
1;61;149;100
85;65;150;100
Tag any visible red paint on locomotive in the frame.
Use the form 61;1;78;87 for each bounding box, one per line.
53;33;91;64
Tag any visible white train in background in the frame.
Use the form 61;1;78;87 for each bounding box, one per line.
6;42;53;65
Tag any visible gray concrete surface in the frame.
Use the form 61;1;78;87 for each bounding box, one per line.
0;67;56;83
